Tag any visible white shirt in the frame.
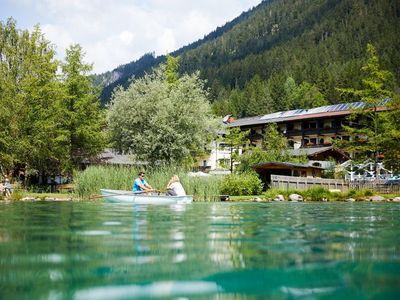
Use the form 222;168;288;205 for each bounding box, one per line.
168;182;186;196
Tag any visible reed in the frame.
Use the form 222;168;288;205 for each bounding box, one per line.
74;165;223;201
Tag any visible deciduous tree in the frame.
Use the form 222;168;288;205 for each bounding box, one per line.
0;19;65;176
107;63;217;165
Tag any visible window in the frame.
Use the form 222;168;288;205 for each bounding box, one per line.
218;159;230;169
219;143;230;150
304;122;317;129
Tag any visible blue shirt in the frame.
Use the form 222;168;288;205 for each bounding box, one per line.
132;178;148;192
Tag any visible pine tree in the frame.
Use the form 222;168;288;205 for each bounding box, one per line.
243;75;273;116
338;44;394;167
61;44;105;172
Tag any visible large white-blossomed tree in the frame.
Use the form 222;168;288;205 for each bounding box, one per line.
107;57;218;166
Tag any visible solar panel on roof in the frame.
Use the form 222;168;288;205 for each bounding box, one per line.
355;102;364;108
311;106;325;113
260;112;280;120
320;105;330;111
337;103;345;111
246;100;388;125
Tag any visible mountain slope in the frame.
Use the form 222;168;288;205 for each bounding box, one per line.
96;0;400;108
96;2;266;104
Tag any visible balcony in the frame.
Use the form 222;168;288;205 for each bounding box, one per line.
286;128;342;138
303;142;333;148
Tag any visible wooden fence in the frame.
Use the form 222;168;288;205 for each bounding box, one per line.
349;181;400;194
271;175;348;192
270;175;400;194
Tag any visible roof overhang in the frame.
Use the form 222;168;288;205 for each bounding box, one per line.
253;161;323;172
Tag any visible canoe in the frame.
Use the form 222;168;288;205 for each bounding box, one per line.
100;189;193;204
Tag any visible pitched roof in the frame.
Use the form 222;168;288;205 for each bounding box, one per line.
229;100;389;127
288;146;333;156
253;161;324;170
98;149;135;165
288;146;350;161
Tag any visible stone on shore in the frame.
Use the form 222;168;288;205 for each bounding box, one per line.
289;193;303;202
273;194;285;201
370;195;385;202
253;197;263;202
21;197;36;201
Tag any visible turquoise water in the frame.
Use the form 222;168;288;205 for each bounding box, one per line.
0;202;399;299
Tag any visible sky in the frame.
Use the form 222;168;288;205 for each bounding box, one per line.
0;0;261;74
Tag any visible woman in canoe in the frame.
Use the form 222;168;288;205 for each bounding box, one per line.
166;175;186;196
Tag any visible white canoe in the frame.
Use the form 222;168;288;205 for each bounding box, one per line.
100;189;193;204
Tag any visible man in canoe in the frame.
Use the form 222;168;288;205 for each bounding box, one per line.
132;172;154;193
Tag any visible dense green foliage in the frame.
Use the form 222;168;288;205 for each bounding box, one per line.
0;19;105;176
223;127;249;172
220;172;263;196
0;20;64;175
263;186;375;201
74;165;223;201
61;44;106;172
96;0;400;117
338;44;400;171
381;97;400;171
236;124;307;173
107;61;218;166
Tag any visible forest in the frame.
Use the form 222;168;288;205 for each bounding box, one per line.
96;0;400;118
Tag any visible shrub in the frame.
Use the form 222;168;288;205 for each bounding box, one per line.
346;189;356;197
302;187;331;201
220;172;263;196
348;188;374;200
10;190;23;201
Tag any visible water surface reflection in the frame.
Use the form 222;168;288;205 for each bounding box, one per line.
0;202;399;299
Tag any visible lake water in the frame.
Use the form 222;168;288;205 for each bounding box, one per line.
0;201;399;299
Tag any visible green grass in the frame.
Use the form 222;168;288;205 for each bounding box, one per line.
261;187;390;201
1;191;76;201
22;192;74;199
74;165;223;201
